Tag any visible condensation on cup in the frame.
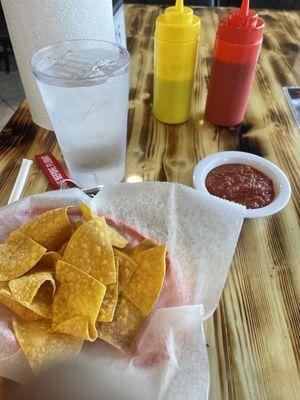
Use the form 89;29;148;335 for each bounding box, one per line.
30;40;131;188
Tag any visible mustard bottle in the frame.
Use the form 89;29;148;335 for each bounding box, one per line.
153;0;201;124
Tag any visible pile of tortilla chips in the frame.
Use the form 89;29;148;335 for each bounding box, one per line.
0;204;167;374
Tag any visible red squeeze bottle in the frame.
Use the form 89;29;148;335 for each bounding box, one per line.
205;0;264;127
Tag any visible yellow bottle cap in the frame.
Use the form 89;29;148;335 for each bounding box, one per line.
155;0;200;43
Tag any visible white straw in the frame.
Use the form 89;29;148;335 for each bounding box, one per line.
7;159;33;205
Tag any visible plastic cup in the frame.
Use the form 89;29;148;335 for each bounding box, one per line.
30;40;131;188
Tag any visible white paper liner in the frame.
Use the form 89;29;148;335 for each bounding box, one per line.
0;183;245;399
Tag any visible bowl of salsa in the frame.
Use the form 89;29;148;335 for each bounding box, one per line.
193;151;291;218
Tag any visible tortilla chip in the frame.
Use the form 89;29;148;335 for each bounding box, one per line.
123;245;166;316
0;282;8;290
80;203;128;248
98;295;145;353
124;239;157;260
9;272;55;318
72;220;83;232
80;203;97;221
63;218;116;285
0;231;46;281
97;260;119;323
19;207;73;251
9;272;55;304
106;225;128;248
97;284;118;323
114;249;137;293
32;251;62;273
52;260;106;341
0;289;41;321
58;242;68;257
13;319;83;374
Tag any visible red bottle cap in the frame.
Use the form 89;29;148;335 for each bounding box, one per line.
217;0;264;45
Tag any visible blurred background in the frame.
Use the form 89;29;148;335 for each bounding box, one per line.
129;0;299;5
1;0;299;130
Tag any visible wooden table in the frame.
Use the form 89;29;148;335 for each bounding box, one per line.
0;5;299;400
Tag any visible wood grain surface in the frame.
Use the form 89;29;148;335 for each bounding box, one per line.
0;5;299;400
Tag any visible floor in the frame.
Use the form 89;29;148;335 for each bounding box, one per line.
0;55;25;131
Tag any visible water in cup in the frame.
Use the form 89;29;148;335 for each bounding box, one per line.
31;41;130;188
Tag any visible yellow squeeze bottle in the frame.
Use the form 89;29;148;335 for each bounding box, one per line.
153;0;201;124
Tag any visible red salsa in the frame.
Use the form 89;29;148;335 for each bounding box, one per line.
205;163;275;209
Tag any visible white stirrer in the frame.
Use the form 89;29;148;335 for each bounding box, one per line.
7;159;33;205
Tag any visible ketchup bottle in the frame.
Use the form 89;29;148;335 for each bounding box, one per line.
205;0;264;127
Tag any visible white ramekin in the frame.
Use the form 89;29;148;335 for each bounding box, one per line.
193;151;291;219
